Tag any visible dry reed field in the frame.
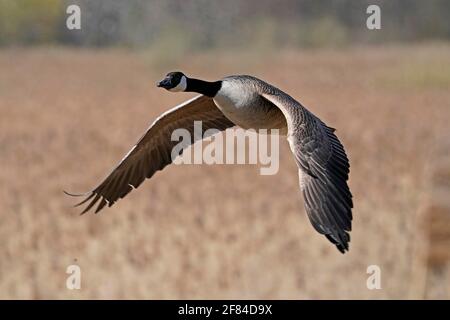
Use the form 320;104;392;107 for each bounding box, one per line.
0;44;449;299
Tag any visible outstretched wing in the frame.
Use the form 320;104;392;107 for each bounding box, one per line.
262;93;353;253
66;95;234;214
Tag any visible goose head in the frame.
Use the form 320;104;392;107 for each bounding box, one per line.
157;71;187;92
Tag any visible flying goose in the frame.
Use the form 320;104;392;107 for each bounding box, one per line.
66;72;353;253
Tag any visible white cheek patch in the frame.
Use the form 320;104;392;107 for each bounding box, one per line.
169;76;187;92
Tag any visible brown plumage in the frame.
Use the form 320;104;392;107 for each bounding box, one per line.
65;95;234;214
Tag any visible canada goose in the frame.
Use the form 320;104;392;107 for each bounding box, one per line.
66;72;353;253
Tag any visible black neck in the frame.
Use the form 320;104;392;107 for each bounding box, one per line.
186;78;222;97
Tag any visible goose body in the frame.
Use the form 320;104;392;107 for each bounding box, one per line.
66;72;353;253
214;76;287;134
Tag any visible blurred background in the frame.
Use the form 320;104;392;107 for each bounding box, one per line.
0;0;449;299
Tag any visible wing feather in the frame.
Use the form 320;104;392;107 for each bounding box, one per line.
67;95;234;214
262;93;353;253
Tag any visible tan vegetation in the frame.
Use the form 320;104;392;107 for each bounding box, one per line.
0;44;449;299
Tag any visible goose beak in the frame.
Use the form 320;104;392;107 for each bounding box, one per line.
157;78;171;88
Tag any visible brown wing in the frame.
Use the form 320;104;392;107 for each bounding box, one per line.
66;95;235;214
262;93;353;253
